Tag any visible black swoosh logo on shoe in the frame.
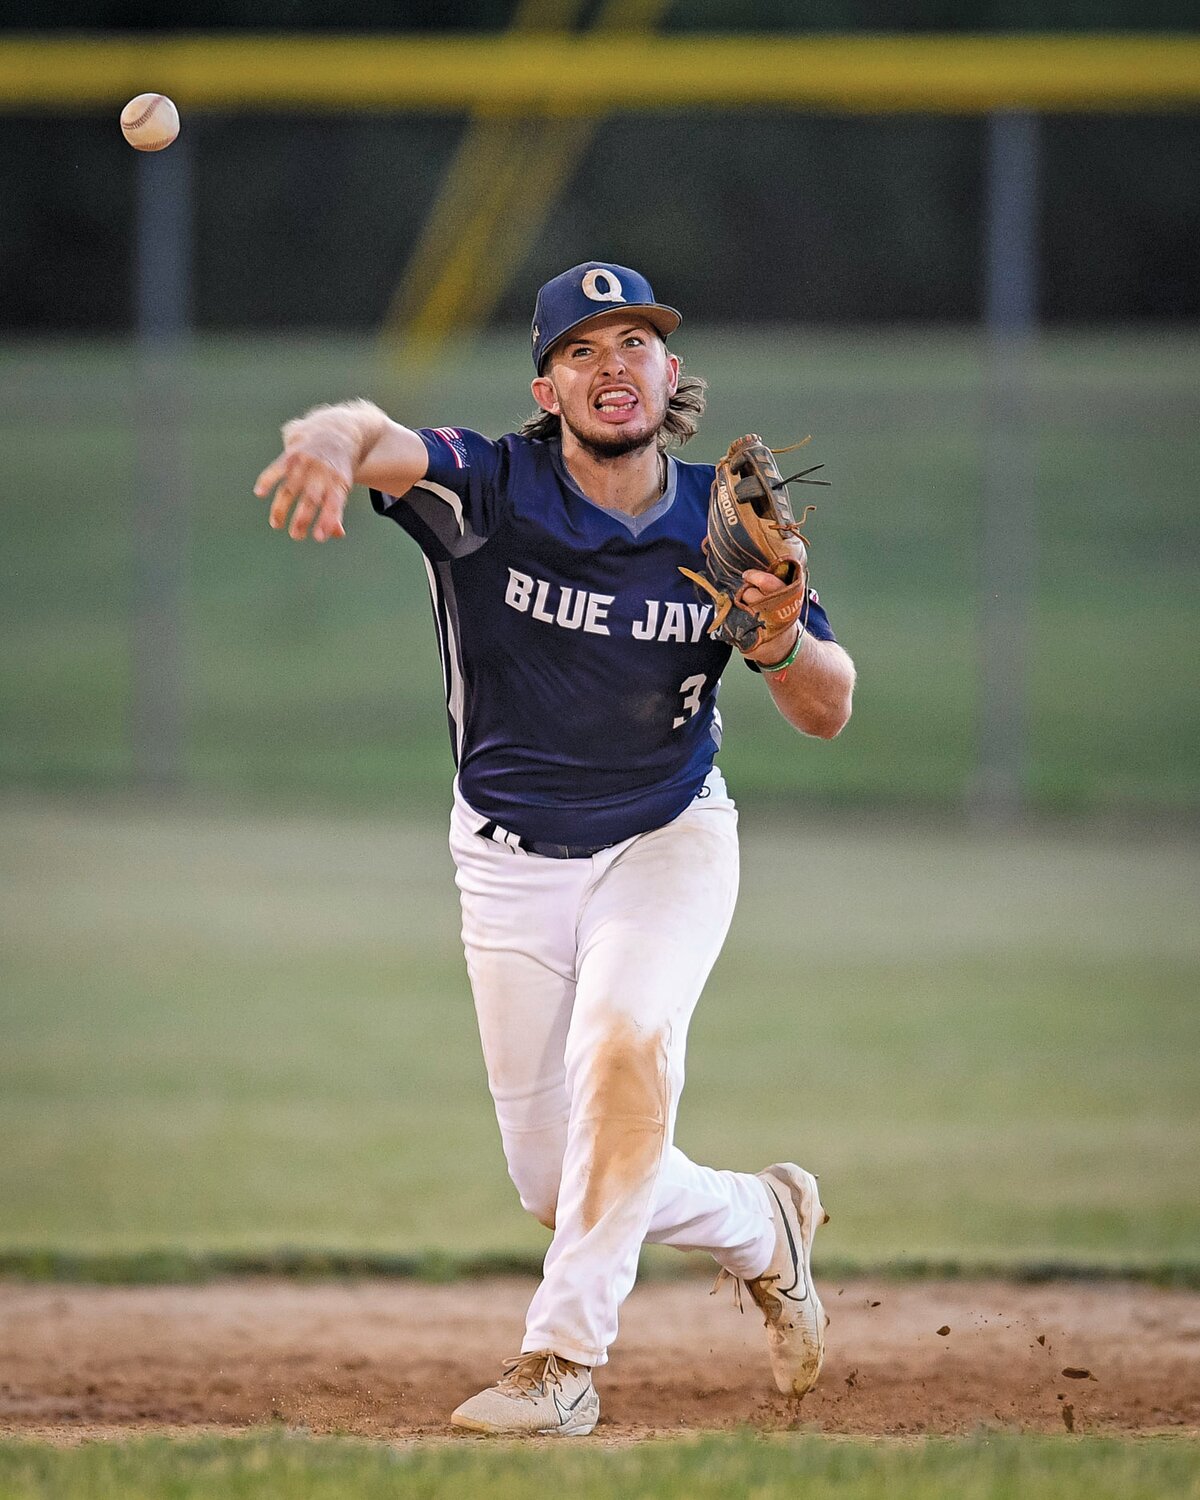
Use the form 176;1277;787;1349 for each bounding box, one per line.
766;1181;810;1304
553;1385;592;1425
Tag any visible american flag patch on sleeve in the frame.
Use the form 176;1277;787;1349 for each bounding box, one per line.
433;427;469;470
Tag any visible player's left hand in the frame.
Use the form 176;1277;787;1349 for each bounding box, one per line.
738;570;797;664
254;447;351;542
739;568;787;607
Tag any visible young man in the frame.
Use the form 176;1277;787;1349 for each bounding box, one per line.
255;262;856;1436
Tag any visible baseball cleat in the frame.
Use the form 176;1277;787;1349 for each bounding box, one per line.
713;1162;828;1397
450;1350;599;1436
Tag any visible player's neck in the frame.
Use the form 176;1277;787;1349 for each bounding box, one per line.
560;436;666;518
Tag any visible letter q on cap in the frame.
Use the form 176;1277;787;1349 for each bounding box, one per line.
581;268;625;304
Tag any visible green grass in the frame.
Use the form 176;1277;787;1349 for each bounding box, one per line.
2;801;1197;1265
2;1246;1196;1288
1;328;1197;812
1;1433;1198;1500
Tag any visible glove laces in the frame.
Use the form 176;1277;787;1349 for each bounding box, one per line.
767;503;818;541
768;435;831;490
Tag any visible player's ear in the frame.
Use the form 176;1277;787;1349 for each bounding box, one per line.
531;375;560;416
665;350;680;397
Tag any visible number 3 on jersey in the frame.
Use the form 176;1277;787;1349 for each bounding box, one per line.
673;673;706;729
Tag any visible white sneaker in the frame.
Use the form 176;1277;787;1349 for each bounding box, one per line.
714;1162;828;1397
450;1350;599;1436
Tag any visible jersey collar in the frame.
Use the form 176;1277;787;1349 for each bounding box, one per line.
550;443;679;538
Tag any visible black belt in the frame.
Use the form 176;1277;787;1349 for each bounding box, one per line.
475;820;612;860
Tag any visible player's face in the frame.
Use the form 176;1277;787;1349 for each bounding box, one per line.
532;316;680;459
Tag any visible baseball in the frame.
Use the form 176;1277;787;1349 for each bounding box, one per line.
120;94;180;152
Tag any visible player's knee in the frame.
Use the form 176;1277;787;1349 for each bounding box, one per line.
506;1161;560;1230
516;1182;558;1230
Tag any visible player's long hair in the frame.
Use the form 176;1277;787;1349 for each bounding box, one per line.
518;370;708;451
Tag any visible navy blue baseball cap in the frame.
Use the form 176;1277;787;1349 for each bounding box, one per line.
531;262;681;373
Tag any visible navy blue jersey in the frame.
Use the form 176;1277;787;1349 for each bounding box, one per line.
371;428;835;847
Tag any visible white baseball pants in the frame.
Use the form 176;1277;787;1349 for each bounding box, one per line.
449;771;777;1367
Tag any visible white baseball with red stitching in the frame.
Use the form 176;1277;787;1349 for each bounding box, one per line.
120;94;180;153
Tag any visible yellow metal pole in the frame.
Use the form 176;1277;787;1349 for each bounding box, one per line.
437;116;596;338
439;0;678;339
382;120;538;348
4;34;1199;112
382;0;591;359
386;0;676;361
403;129;545;345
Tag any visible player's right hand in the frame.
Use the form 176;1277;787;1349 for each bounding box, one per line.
254;447;351;542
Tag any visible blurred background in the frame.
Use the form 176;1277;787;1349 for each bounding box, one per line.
1;6;1197;1276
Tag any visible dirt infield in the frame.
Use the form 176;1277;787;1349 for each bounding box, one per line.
2;1278;1197;1442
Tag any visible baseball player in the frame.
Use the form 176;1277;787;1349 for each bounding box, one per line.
254;262;856;1436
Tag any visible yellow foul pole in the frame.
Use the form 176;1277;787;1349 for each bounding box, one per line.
384;0;676;361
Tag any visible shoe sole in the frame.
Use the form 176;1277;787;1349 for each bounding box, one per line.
759;1162;827;1398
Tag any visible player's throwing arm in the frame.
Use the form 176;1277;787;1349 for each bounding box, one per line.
254;399;429;541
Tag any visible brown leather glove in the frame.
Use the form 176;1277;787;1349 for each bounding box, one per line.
680;433;828;655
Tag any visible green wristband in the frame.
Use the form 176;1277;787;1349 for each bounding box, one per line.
753;625;805;674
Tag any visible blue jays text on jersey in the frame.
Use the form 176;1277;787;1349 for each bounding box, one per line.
371;428;836;849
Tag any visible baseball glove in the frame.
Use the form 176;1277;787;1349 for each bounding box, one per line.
679;433;829;655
